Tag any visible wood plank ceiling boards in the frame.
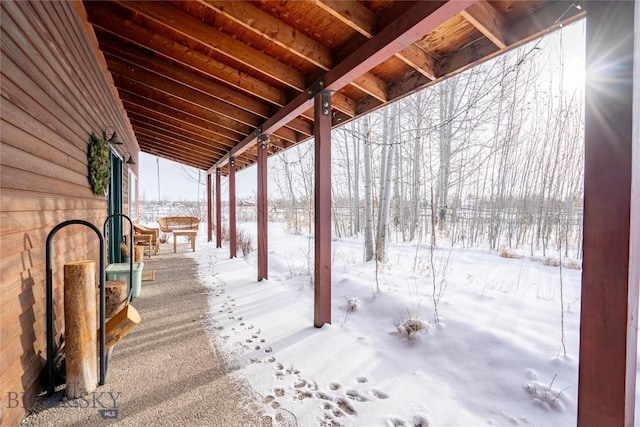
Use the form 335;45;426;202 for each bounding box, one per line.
82;0;584;174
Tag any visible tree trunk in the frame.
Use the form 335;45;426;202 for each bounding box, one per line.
363;118;375;261
375;105;397;261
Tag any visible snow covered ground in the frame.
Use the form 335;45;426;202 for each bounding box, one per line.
185;222;638;427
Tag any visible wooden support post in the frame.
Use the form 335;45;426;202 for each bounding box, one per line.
578;2;639;426
314;90;332;327
63;260;97;398
207;172;213;242
229;157;237;258
216;168;222;248
257;135;268;281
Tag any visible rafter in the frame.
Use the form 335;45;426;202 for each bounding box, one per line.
113;75;244;142
460;0;507;49
84;2;286;106
199;0;386;103
117;85;242;146
114;1;307;91
106;55;256;131
212;0;474;170
134;124;257;168
316;0;438;80
123;100;240;149
199;0;332;70
130;120;251;164
100;34;272;119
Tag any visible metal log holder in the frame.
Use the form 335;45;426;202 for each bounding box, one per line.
45;220;106;396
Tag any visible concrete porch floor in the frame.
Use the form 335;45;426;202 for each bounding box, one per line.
21;245;269;426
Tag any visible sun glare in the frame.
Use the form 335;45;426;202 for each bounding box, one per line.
559;22;586;94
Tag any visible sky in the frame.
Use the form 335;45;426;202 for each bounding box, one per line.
138;152;258;202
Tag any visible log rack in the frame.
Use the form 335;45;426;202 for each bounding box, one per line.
45;220;106;396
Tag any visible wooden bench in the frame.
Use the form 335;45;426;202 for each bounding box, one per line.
157;216;200;253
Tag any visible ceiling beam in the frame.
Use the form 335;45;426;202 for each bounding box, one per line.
123;101;240;149
119;88;237;147
106;55;255;132
460;0;507;49
199;0;333;70
201;0;387;102
114;0;307;91
134;126;256;167
85;2;286;106
113;75;244;142
132;124;229;158
382;1;585;110
100;35;272;118
323;1;474;92
211;0;475;171
316;0;438;80
137;143;212;169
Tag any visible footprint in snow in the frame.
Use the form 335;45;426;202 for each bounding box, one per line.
346;389;369;402
336;398;357;415
372;389;390;399
329;382;342;391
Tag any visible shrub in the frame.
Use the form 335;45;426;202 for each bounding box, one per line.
237;229;254;257
499;245;523;259
394;313;430;342
543;257;560;267
563;259;582;270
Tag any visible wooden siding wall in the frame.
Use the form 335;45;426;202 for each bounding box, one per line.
0;2;138;425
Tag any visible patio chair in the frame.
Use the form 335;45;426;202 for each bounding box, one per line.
133;223;160;256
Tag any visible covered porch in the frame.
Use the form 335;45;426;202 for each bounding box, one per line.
0;1;637;426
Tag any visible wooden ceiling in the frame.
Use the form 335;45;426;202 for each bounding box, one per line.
83;0;584;175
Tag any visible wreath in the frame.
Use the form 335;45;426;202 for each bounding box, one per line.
88;132;111;196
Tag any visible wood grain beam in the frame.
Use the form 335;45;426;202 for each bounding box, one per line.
131;123;230;158
199;0;377;104
123;102;239;150
137;134;254;169
106;55;252;135
98;32;272;118
118;86;246;144
84;2;286;106
323;1;474;92
113;75;243;142
200;0;332;70
137;140;212;170
316;0;438;79
211;0;472;171
132;132;230;169
460;0;507;49
114;1;306;91
384;2;585;113
106;54;258;130
86;2;355;121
